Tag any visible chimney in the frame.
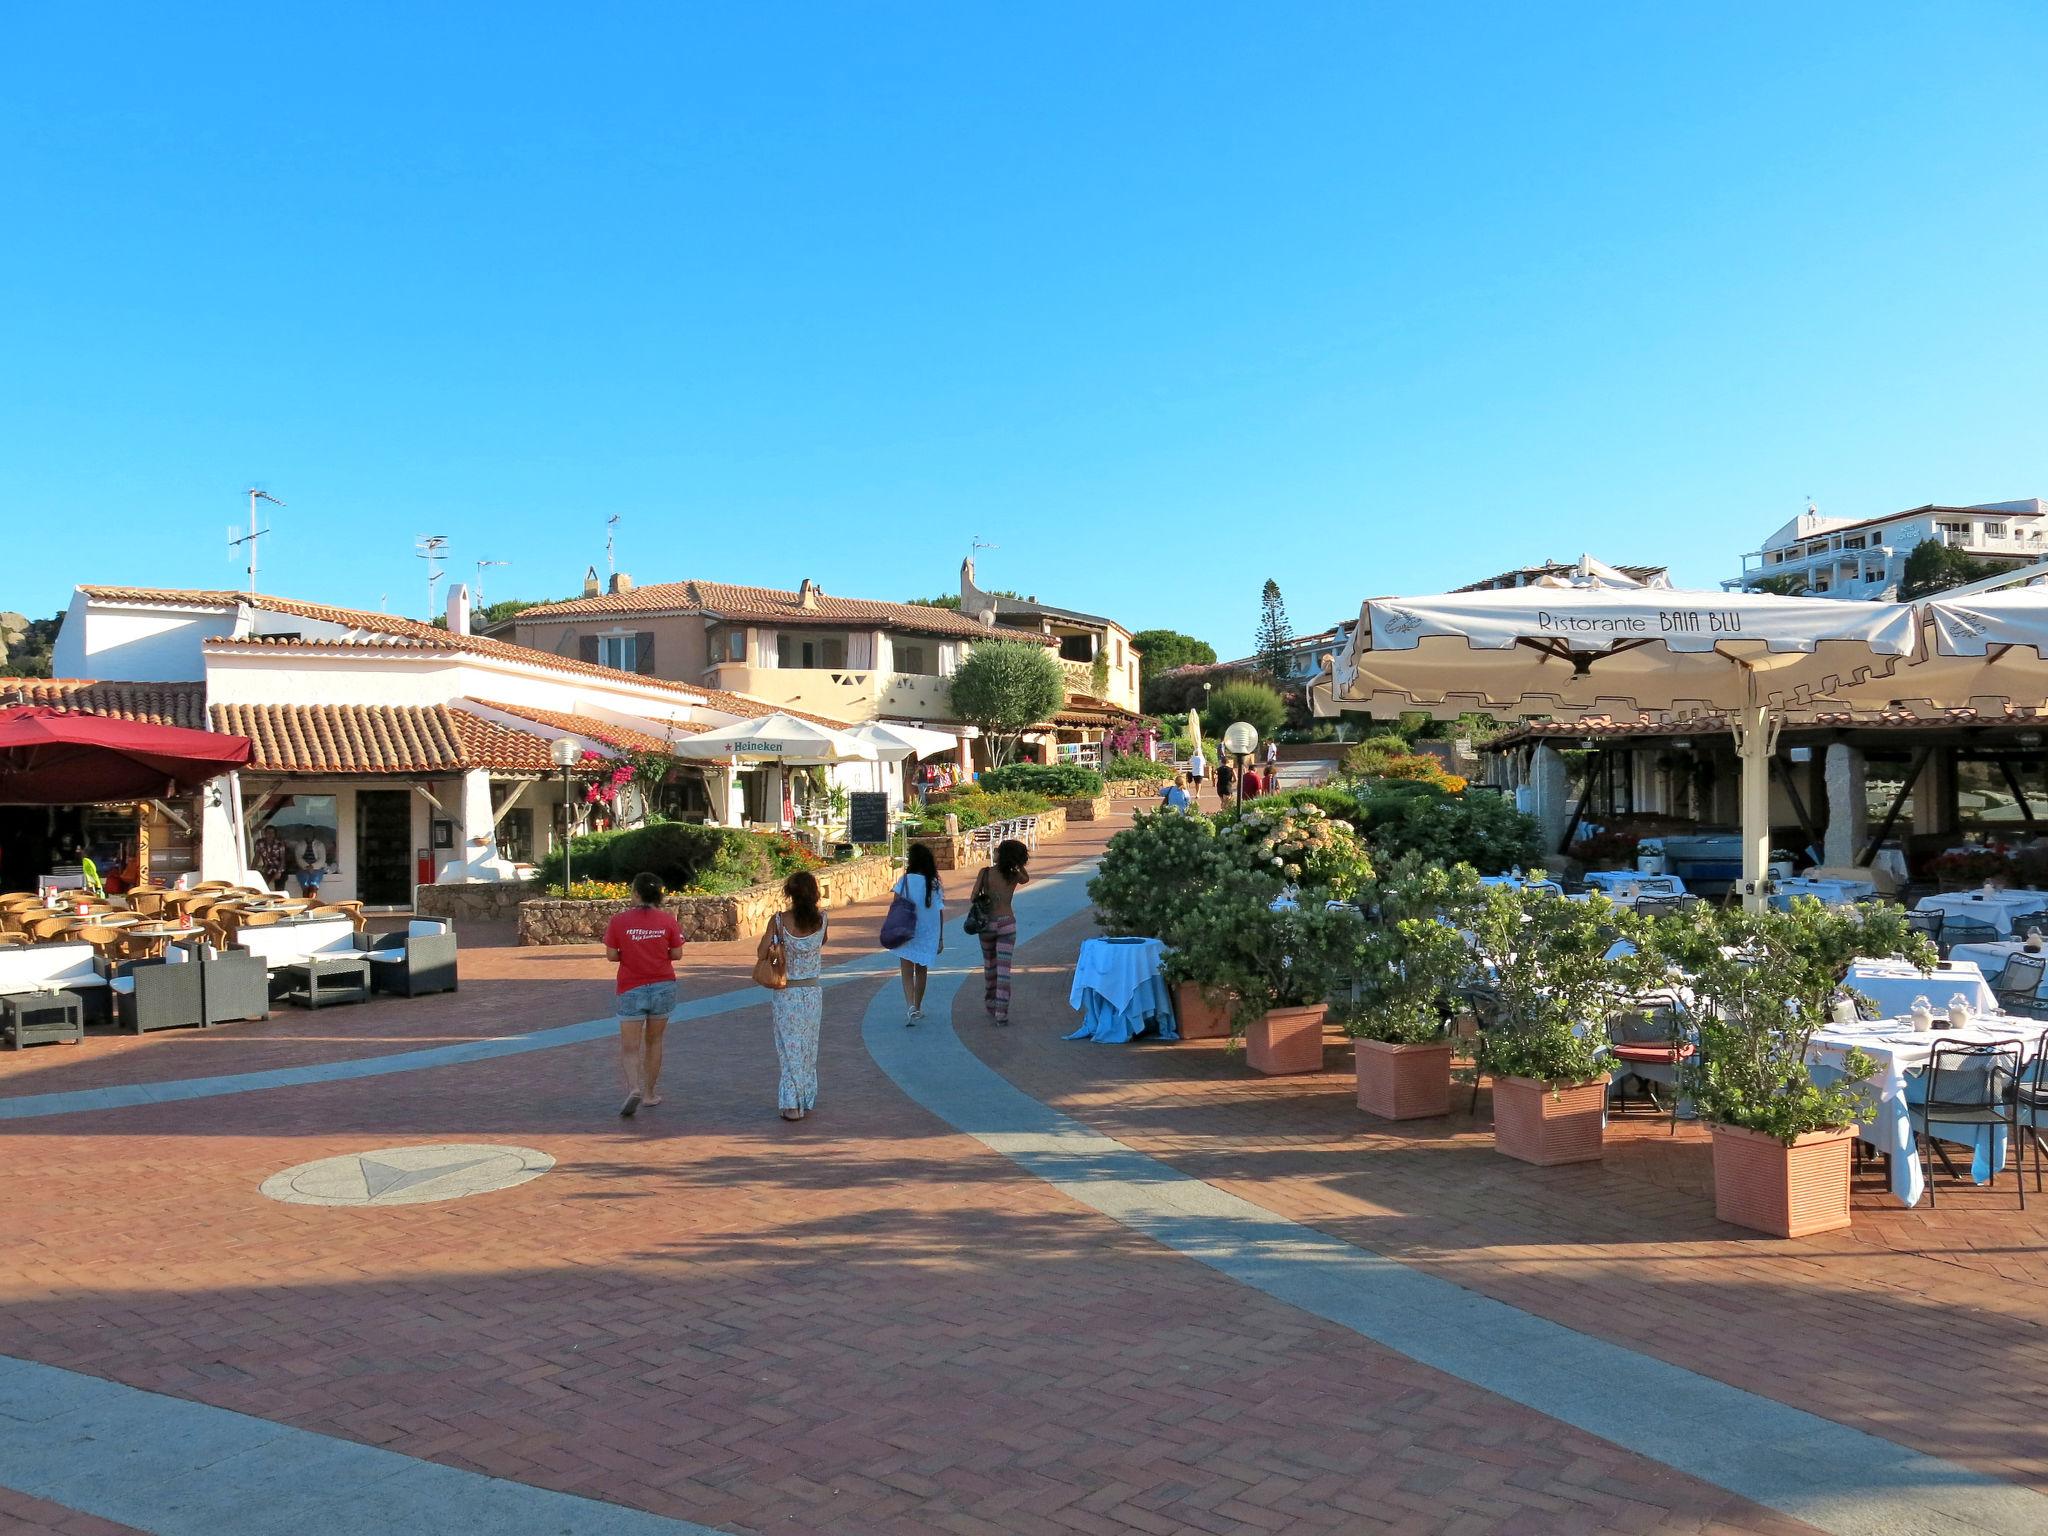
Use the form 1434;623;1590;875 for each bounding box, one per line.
609;571;634;595
798;578;820;611
445;582;471;637
582;565;601;599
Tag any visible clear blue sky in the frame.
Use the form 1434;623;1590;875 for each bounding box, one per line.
6;4;2046;657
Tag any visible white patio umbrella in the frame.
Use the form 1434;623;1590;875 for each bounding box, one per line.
670;712;879;765
842;720;961;761
1872;586;2048;715
1312;569;1918;908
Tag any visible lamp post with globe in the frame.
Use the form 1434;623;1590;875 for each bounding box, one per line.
550;738;581;888
1221;720;1259;811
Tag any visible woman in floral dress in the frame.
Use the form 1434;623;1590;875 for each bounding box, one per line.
760;871;828;1120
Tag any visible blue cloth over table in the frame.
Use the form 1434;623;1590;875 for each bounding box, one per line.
1067;936;1178;1043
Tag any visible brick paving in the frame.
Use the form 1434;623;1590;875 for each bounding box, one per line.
0;805;2021;1532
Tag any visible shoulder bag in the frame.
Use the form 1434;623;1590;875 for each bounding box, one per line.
962;870;993;936
879;877;919;950
752;915;788;990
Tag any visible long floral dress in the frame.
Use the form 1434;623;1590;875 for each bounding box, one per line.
769;918;827;1111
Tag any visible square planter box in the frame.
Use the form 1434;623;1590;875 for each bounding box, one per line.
1491;1076;1607;1165
1355;1039;1454;1120
1172;981;1236;1041
1246;1004;1327;1075
1711;1124;1854;1238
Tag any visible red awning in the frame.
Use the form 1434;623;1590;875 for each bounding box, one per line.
0;707;253;805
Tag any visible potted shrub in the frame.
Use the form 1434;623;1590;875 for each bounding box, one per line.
1216;802;1375;901
1342;858;1486;1120
1172;870;1364;1074
1646;899;1933;1237
1466;887;1658;1164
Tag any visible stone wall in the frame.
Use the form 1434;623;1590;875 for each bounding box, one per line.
517;854;900;946
906;808;1069;873
416;880;539;923
1057;794;1114;822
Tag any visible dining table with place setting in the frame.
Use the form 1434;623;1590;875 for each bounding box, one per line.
1913;888;2048;936
1806;1011;2048;1206
1839;957;1997;1018
1945;938;2048;1006
1770;876;1877;908
1066;936;1179;1044
1580;871;1687;898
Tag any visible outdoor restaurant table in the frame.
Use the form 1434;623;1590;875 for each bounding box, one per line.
1582;871;1687;898
1479;873;1564;895
1915;889;2048;936
1771;876;1876;908
1947;939;2048;1003
1065;936;1178;1044
1806;1014;2048;1206
1841;957;1996;1017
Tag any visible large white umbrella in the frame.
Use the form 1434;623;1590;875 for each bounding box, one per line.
843;720;961;761
1312;571;1918;907
670;712;879;764
1870;586;2048;715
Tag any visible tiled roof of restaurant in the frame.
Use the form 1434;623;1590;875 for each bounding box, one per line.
1052;694;1144;726
1484;709;2048;750
508;580;1014;640
84;586;844;725
474;699;702;752
210;703;569;775
0;679;208;731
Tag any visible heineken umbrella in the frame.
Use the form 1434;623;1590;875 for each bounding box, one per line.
1312;570;1917;907
670;712;879;765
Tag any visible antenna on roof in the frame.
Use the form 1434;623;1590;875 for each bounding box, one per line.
971;535;998;559
606;514;621;576
230;488;283;597
475;558;509;613
415;535;450;619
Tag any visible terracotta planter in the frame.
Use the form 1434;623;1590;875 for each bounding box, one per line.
1491;1076;1606;1166
1355;1039;1454;1120
1710;1124;1854;1238
1172;981;1237;1041
1245;1004;1328;1075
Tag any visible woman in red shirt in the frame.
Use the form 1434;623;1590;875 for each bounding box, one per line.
602;872;684;1118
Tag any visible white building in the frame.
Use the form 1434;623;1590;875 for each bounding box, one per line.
1726;500;2048;599
36;584;872;905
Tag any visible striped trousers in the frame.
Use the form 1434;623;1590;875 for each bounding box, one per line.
980;915;1018;1023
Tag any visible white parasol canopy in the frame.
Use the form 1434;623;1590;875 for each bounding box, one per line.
842;720;961;762
670;712;879;765
1870;586;2048;715
1312;574;1919;907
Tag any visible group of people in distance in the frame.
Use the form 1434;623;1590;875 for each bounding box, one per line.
1160;743;1277;812
600;837;1033;1122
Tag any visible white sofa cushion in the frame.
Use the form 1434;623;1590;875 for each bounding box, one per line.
0;943;105;994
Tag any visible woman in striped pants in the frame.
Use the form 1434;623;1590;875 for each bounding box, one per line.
974;838;1031;1026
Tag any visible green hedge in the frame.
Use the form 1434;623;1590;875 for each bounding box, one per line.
537;821;816;895
1102;754;1174;783
979;762;1105;798
902;786;1054;834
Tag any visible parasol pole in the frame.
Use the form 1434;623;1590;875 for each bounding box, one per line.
1732;672;1778;913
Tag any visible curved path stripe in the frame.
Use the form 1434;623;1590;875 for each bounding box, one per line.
862;868;2047;1536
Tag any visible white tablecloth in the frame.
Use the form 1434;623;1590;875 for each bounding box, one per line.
1583;871;1687;897
1841;958;1996;1017
1480;874;1563;895
1946;940;2048;1000
1807;1015;2048;1205
1916;890;2048;936
1068;937;1168;1014
1773;877;1875;907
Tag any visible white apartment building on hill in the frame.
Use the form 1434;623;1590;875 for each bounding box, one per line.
1726;500;2048;599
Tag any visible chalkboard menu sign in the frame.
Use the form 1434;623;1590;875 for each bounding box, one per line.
848;791;890;846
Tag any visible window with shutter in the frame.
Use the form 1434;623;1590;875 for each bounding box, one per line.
635;632;655;674
578;634;601;664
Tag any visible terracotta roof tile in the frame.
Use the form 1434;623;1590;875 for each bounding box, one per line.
510;579;1023;641
0;679;208;731
1485;708;2048;750
209;703;572;775
474;699;701;752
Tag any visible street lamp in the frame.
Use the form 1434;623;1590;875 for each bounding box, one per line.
551;738;580;887
1221;720;1259;811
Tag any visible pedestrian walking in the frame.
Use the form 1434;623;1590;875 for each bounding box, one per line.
1186;745;1207;798
603;872;683;1118
1265;741;1279;772
761;871;829;1120
1241;764;1263;799
888;842;944;1025
1158;774;1191;811
1214;759;1235;806
972;838;1030;1026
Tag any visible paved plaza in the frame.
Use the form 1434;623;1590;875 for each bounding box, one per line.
5;808;2047;1535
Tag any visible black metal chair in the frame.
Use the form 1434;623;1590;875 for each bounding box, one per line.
1909;1037;2026;1208
1634;897;1682;919
1994;954;2048;1019
1905;909;1945;944
1458;982;1505;1114
1937;915;2000;958
1605;998;1690;1131
2014;1049;2048;1192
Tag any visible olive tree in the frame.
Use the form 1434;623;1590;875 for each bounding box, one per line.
948;639;1066;767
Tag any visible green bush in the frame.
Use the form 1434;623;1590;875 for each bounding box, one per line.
902;786;1054;834
1216;801;1374;899
1243;787;1364;825
1200;680;1287;744
538;821;819;897
535;826;633;889
1161;867;1366;1032
1338;858;1486;1044
980;762;1105;799
1352;785;1542;874
1102;754;1174;783
1089;808;1228;941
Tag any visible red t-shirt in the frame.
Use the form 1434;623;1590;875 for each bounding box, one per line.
604;906;683;993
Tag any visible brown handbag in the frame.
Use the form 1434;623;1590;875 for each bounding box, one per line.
752;916;787;991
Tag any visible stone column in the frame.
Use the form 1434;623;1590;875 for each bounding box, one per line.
1822;745;1865;867
1913;749;1951;839
1530;744;1572;854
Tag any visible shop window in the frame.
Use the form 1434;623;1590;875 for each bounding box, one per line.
496;809;534;864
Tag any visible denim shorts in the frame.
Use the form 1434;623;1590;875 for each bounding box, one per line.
617;981;678;1019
